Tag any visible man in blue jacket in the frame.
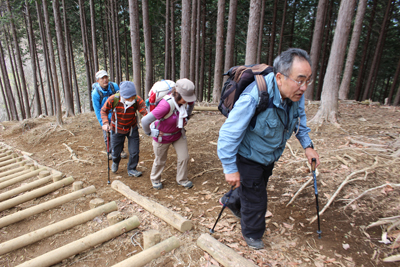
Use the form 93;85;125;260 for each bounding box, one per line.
92;70;127;159
217;48;320;249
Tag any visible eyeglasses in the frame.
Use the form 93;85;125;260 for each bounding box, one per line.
281;73;313;87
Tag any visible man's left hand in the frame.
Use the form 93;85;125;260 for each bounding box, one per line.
305;148;320;168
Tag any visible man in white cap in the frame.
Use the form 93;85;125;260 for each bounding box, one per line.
100;81;147;177
92;70;127;159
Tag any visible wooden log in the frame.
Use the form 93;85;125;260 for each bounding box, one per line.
0;156;23;167
196;234;258;267
0;155;12;162
0;166;26;179
112;180;192;232
17;216;140;267
0;185;96;228
112;236;180;267
0;169;31;183
0;174;54;202
0;201;118;255
0;160;28;172
0;167;47;190
194;106;219;111
0;150;12;157
0;176;74;212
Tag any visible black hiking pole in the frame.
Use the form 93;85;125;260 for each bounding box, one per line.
107;131;111;185
210;186;235;234
311;158;322;239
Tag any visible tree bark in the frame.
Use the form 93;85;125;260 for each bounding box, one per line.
305;0;327;100
198;0;206;102
90;0;99;72
35;0;54;116
43;0;63;124
310;0;357;124
288;0;297;48
180;0;191;79
35;45;47;115
124;14;130;81
387;57;400;105
267;0;278;65
189;0;197;82
0;76;10;121
225;0;238;73
394;83;400;106
129;0;142;97
53;0;74;117
256;0;265;64
277;0;288;55
100;4;108;70
338;0;367;100
212;0;225;103
194;0;201;93
0;39;18;120
6;0;30;119
170;1;176;81
62;0;73;104
164;0;170;79
142;0;153;97
245;0;262;65
361;0;392;101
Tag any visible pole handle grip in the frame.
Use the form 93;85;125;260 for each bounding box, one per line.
311;158;316;171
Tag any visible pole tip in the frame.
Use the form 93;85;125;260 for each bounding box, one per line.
317;230;322;239
209;229;214;234
107;181;111;185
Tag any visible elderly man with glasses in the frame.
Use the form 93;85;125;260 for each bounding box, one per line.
217;48;320;250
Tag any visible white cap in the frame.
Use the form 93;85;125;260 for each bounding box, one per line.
96;70;108;80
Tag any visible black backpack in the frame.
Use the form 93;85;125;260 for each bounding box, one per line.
218;64;274;117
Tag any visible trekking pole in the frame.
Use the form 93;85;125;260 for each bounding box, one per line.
107;131;111;185
210;186;235;234
311;158;322;239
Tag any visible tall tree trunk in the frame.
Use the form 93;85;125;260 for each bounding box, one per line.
124;14;130;81
79;0;93;111
107;0;114;81
170;0;176;81
394;83;400;106
35;0;53;116
3;25;24;118
189;0;197;81
25;0;41;117
207;29;214;102
194;0;201;94
129;0;142;97
362;0;392;101
142;0;153;97
387;57;400;105
288;0;297;47
354;0;377;101
43;0;62;123
256;0;265;64
277;0;287;55
100;4;108;70
35;44;47;115
111;0;119;83
0;39;18;120
53;0;74;116
212;0;225;102
69;39;81;113
6;0;30;119
164;0;170;79
62;0;75;110
198;0;206;102
338;0;367;100
245;0;261;65
0;76;11;121
90;0;99;72
305;0;327;100
225;0;238;72
180;0;191;78
267;0;278;65
310;0;357;124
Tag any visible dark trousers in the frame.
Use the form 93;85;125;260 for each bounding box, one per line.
111;126;139;171
224;154;274;239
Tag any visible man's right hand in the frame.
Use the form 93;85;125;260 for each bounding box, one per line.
102;124;109;132
225;172;240;189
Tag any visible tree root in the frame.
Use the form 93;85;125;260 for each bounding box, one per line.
191;168;223;179
58;143;93;166
286;176;313;207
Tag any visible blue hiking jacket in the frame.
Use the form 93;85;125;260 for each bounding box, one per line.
91;82;119;126
217;72;312;174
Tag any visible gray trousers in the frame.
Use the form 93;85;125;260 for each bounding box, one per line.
150;134;189;185
111;127;139;171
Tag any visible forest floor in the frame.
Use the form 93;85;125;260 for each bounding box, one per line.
0;101;399;267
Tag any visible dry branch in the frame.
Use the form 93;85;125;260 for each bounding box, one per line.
286;177;313;207
60;143;93;165
191;168;223;179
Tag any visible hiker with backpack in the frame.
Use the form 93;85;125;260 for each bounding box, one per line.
92;70;127;159
146;79;176;112
100;81;147;177
141;78;196;190
217;48;320;250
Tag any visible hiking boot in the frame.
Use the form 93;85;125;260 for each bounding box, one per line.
179;180;193;189
152;181;163;190
128;169;142;177
243;236;264;250
219;196;241;219
121;151;128;159
111;162;118;173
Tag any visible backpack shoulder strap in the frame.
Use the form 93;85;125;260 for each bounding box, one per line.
112;92;120;110
110;83;116;94
93;83;104;103
162;95;176;120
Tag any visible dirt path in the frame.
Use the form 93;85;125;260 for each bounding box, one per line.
0;102;399;266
